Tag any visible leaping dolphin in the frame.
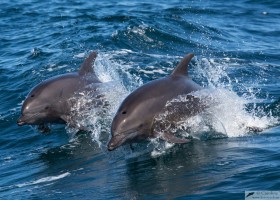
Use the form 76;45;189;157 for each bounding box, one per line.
17;51;101;132
108;53;204;151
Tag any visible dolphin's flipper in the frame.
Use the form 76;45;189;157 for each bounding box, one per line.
160;131;191;143
38;124;51;133
247;126;263;132
60;115;69;124
79;51;98;76
171;53;194;77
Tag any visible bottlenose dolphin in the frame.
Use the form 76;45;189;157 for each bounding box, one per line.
17;51;101;132
108;53;204;151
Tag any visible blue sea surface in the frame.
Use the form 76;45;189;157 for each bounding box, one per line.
0;0;280;199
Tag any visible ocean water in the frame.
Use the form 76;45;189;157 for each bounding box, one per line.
1;0;280;199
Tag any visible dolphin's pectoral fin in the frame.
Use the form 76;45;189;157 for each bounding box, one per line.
160;131;191;144
79;51;98;76
38;124;51;133
60;115;69;123
247;126;263;133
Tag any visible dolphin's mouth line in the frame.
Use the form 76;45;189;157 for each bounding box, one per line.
18;112;41;125
110;125;146;141
112;127;140;137
115;130;139;141
117;131;139;144
108;130;140;151
108;125;153;151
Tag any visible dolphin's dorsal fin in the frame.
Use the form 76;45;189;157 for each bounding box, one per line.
171;53;194;77
79;51;97;76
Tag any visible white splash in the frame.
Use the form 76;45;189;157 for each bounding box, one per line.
149;55;278;156
66;51;143;147
127;23;154;43
190;57;278;138
73;52;86;58
139;68;167;75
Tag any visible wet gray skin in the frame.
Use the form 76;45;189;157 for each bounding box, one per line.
17;52;101;132
108;53;203;151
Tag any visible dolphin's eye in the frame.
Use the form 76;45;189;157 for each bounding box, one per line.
31;94;35;98
122;111;127;114
45;106;49;110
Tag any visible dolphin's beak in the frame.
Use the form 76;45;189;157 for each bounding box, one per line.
17;116;25;126
107;131;138;151
107;134;127;151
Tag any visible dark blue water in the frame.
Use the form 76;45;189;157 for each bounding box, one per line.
1;0;280;199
